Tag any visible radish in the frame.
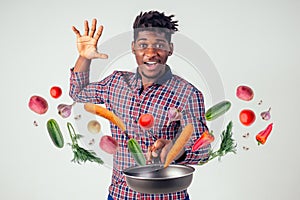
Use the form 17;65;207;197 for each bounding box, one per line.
236;85;254;101
28;95;48;114
99;135;118;154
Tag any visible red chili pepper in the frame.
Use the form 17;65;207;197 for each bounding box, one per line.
256;123;273;145
192;131;214;152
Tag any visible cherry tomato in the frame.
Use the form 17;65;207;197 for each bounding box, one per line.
50;86;62;99
239;109;256;126
138;113;154;129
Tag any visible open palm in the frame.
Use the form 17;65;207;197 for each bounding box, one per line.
72;19;108;60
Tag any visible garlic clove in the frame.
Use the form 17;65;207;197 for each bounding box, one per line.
260;107;271;121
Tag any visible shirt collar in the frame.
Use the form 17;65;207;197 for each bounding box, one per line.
135;65;173;86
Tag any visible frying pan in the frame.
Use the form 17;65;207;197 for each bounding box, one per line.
123;164;195;194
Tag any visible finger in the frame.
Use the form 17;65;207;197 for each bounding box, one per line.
95;53;109;59
151;140;165;158
152;151;159;157
72;26;81;38
160;142;172;163
146;147;153;161
84;20;89;36
146;159;153;165
94;25;104;41
151;140;165;152
89;18;97;37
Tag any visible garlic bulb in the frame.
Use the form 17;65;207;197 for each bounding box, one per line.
260;107;271;121
57;102;76;118
167;107;182;126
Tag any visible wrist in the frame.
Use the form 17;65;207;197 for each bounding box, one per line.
74;56;91;72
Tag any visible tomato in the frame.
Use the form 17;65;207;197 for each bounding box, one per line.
50;86;62;99
239;109;256;126
138;113;154;129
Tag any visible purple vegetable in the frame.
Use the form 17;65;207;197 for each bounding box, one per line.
28;95;48;115
57;102;76;118
167;107;182;126
260;107;271;121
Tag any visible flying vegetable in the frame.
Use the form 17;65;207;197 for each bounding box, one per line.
256;123;273;145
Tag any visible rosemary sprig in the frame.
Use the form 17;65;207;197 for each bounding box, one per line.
67;122;104;165
200;121;237;164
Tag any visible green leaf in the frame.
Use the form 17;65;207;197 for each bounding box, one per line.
201;121;237;164
67;122;104;165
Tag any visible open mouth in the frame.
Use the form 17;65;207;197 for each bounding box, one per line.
144;61;160;69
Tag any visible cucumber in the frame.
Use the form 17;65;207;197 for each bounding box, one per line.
205;100;231;121
127;138;146;166
46;119;64;148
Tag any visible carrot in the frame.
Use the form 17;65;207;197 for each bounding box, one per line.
164;123;194;168
84;103;126;132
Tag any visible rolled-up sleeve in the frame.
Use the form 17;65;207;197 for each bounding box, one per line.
69;68;115;104
177;89;210;165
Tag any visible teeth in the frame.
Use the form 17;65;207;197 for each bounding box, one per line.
145;62;157;65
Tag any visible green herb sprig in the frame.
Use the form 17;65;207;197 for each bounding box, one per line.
200;121;237;164
67;122;104;165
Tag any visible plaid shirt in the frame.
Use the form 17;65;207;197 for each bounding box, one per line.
69;66;210;200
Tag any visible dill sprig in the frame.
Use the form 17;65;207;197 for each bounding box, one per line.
200;121;237;164
67;122;104;165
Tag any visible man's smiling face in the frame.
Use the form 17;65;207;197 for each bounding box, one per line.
132;30;173;84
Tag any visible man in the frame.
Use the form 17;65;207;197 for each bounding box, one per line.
70;10;210;200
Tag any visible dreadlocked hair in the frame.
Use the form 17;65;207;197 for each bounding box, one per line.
133;11;179;42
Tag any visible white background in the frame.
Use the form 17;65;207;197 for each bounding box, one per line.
1;0;299;200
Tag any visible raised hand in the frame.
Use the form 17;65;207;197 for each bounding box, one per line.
72;18;108;60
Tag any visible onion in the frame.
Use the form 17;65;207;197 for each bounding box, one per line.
87;120;101;134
